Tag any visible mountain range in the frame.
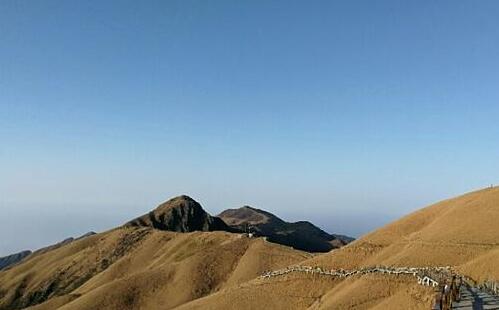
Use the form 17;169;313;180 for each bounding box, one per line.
1;188;498;309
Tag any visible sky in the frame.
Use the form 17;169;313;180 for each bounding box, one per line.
1;1;499;256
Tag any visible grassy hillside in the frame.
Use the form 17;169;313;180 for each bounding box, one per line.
0;228;309;310
175;187;499;309
307;186;499;274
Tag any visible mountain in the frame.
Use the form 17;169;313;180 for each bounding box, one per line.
218;206;352;252
0;251;31;271
185;187;499;309
126;195;232;232
0;229;310;310
0;196;309;310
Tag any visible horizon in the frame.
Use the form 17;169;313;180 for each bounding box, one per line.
2;1;499;256
0;186;493;256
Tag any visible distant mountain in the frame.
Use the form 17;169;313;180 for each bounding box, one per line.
33;231;97;255
0;232;96;272
331;233;355;243
0;250;31;271
126;195;233;232
218;206;353;252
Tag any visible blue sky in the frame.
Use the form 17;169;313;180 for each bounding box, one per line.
1;1;499;255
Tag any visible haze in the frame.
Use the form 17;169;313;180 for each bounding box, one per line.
1;1;499;256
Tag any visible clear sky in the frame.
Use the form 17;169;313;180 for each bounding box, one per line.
1;1;499;255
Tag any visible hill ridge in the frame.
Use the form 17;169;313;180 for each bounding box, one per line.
218;205;352;252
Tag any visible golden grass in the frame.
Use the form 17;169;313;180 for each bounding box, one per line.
1;229;309;310
2;187;498;309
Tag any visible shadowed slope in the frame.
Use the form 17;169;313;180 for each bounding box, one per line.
126;195;232;232
218;206;351;252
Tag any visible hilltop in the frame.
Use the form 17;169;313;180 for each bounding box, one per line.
126;195;231;232
218;206;352;252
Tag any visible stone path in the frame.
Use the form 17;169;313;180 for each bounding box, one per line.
452;285;499;310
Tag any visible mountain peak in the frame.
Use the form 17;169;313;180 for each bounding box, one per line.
217;205;282;227
126;195;230;232
218;205;353;252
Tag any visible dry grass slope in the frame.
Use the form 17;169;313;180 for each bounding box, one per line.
0;228;310;310
175;187;499;309
308;186;499;274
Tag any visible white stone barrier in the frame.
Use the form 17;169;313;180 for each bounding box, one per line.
259;265;453;288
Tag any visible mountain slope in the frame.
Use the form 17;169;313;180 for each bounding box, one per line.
306;186;499;276
0;229;310;310
0;232;96;272
176;273;431;310
0;196;310;310
177;187;499;309
218;206;352;252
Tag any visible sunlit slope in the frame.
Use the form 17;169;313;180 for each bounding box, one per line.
0;227;309;310
308;187;499;274
176;273;338;310
176;273;432;310
178;187;498;310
